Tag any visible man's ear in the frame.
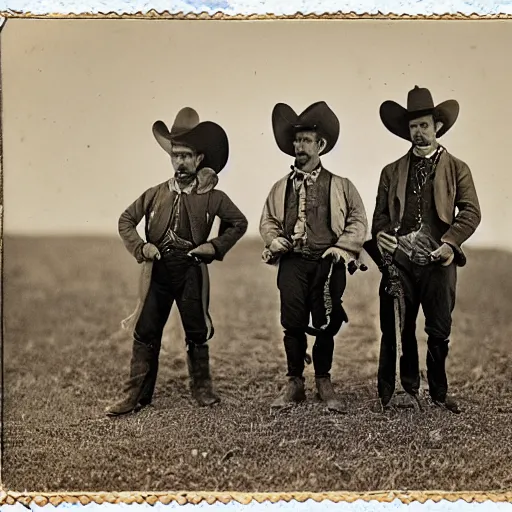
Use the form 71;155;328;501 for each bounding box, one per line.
317;137;327;154
435;121;444;134
196;153;205;166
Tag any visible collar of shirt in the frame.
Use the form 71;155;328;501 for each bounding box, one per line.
412;145;443;159
289;164;322;189
169;176;197;195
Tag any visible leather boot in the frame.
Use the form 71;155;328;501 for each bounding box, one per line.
315;376;346;413
105;340;154;416
271;376;306;408
187;343;220;407
138;346;160;407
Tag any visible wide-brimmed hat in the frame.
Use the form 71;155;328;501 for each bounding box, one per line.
152;107;229;173
379;86;460;142
272;101;340;157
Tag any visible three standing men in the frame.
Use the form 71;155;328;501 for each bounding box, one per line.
260;102;369;412
108;87;481;416
370;86;481;413
107;107;248;416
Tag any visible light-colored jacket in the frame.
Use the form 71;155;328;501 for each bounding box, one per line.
259;167;369;264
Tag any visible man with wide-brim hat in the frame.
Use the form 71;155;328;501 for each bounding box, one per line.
368;86;481;413
106;107;248;416
260;101;368;412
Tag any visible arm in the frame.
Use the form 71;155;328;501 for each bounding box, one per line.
208;191;248;261
259;182;285;247
333;179;369;260
371;166;392;237
118;188;154;264
440;162;482;260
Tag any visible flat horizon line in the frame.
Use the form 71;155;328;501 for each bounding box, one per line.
2;232;511;255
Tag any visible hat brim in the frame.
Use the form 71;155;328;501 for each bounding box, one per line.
153;120;229;174
379;99;459;141
272;102;340;157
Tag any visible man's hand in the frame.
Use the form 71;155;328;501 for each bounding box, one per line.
322;247;349;264
188;242;216;263
143;243;161;261
376;231;398;255
269;237;293;255
430;243;454;266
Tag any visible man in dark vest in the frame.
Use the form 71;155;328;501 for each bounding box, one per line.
370;86;481;413
106;107;248;416
260;101;368;412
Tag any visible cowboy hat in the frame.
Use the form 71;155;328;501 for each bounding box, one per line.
152;107;229;173
380;86;459;142
272;101;340;157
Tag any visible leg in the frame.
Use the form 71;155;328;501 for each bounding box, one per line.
309;260;347;412
106;272;174;416
377;263;420;404
272;256;310;407
420;262;458;411
174;262;219;406
309;259;347;378
277;256;310;379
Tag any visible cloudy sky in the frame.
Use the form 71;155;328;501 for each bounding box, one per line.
2;18;511;249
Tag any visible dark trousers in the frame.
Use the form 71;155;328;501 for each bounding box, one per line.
378;258;457;401
277;253;347;378
134;254;213;350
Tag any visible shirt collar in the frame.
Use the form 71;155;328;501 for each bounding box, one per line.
169;176;197;195
289;163;323;182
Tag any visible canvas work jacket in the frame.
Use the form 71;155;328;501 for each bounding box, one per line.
118;168;248;331
371;148;481;267
260;166;369;263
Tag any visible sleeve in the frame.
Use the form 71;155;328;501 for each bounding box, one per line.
441;162;482;260
371;166;392;237
118;188;153;264
208;191;249;261
334;178;369;258
259;181;285;247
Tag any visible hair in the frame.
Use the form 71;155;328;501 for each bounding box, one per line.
294;127;326;144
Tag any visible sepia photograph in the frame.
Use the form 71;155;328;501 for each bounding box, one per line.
2;17;512;494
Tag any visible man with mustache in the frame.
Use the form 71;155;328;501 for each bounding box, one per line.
260;101;368;412
370;86;481;413
106;107;248;416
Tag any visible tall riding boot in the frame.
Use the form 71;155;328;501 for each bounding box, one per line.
187;343;220;407
427;337;460;413
106;339;155;416
139;343;161;407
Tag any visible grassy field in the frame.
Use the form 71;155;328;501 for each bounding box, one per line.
3;235;512;493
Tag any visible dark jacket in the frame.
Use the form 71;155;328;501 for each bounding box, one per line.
119;179;248;264
371;148;481;266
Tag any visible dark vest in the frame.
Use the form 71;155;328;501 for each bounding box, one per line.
399;152;448;243
284;168;336;258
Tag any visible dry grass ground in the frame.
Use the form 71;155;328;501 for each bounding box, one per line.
3;235;512;493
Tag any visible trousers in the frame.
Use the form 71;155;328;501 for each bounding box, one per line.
134;253;213;350
378;257;457;401
277;253;347;378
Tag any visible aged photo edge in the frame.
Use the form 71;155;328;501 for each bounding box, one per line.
1;13;512;505
1;491;512;506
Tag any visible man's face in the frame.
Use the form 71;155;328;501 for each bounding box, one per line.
292;130;326;168
408;114;443;147
170;143;204;179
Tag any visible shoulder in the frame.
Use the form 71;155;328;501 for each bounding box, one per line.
442;149;470;170
268;173;292;193
324;169;357;192
383;153;408;172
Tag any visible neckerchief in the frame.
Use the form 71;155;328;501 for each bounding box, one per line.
289;164;322;249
